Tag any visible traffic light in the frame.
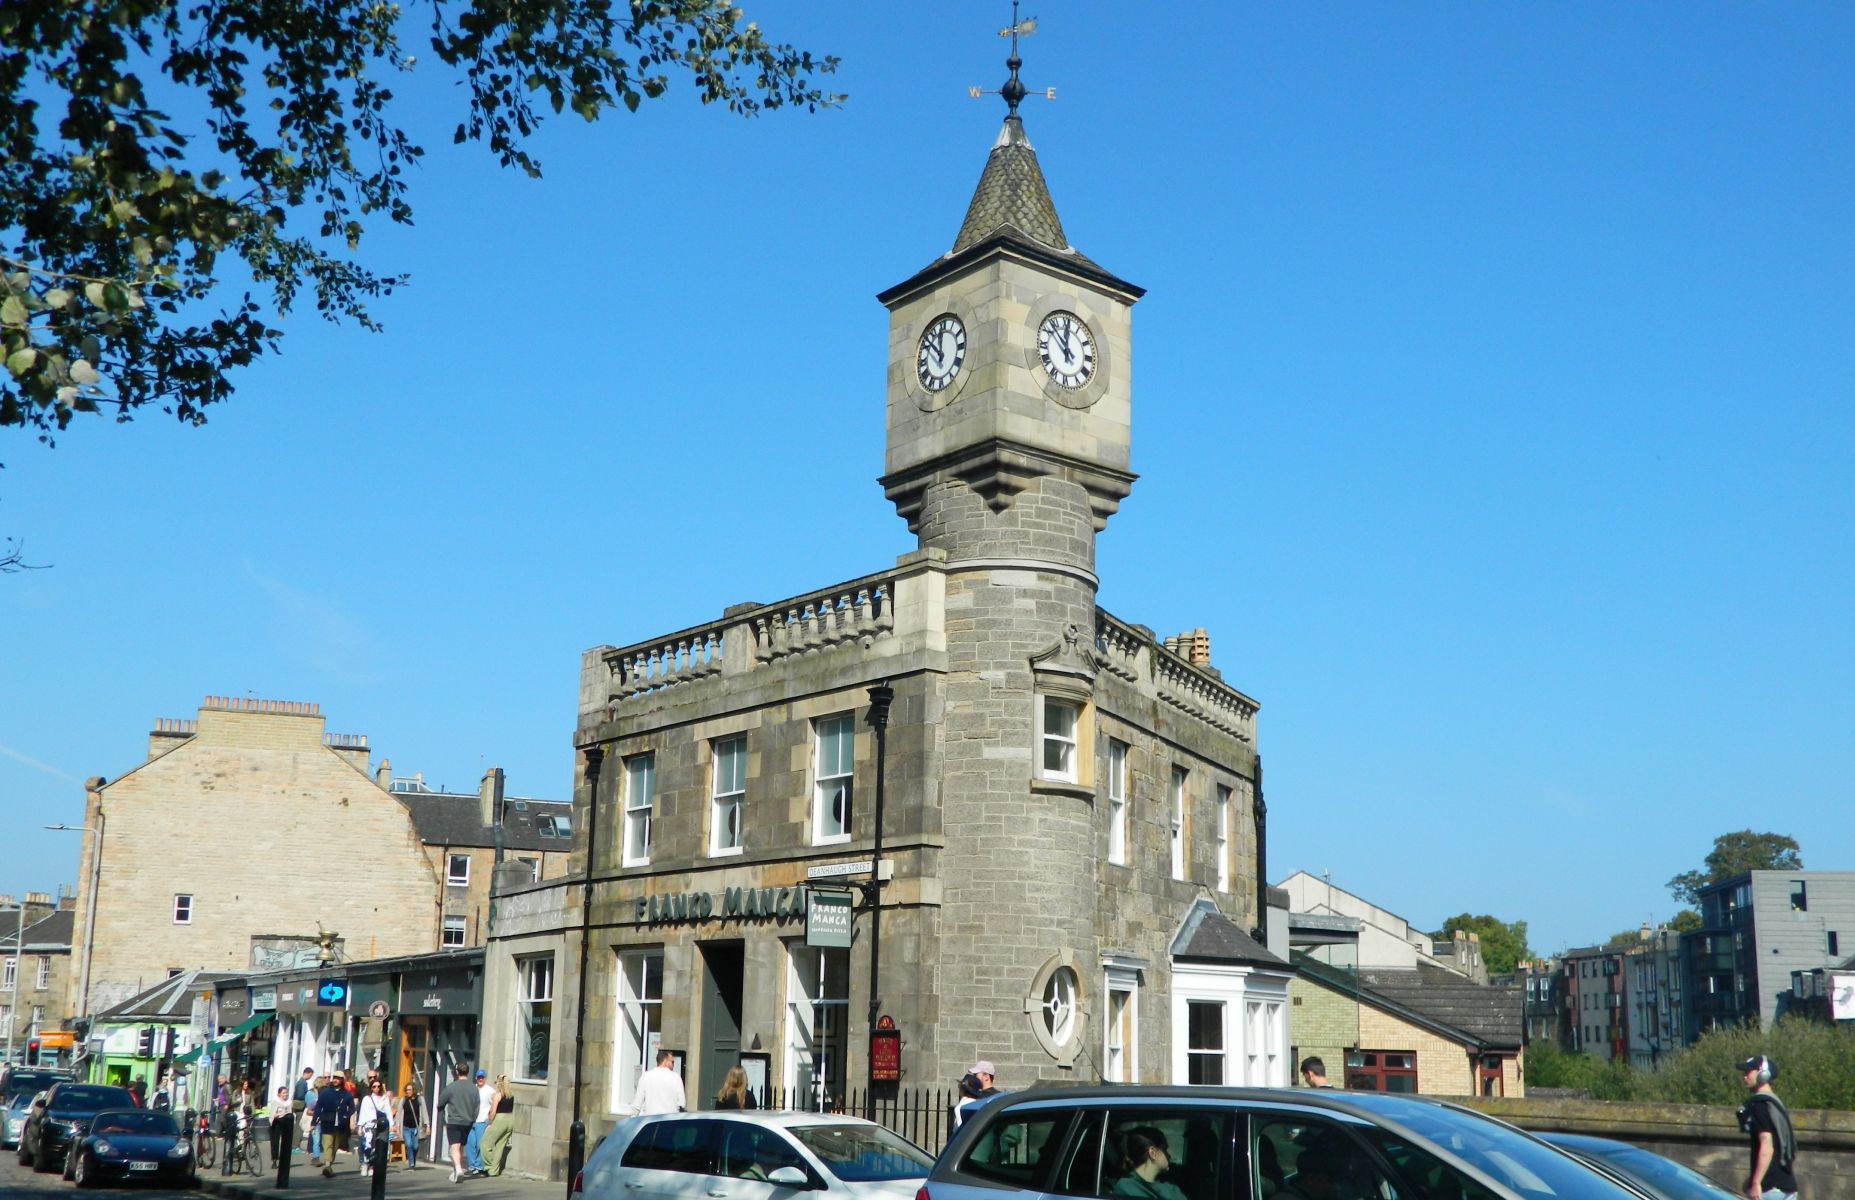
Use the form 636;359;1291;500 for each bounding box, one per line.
24;1039;39;1066
136;1027;156;1057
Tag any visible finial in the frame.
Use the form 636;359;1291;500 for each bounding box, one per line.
968;2;1054;117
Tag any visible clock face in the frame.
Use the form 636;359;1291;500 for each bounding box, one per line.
916;314;967;392
1037;311;1096;389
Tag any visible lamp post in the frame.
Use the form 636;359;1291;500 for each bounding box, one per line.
566;746;603;1200
48;818;101;1024
3;896;24;1067
861;682;893;1121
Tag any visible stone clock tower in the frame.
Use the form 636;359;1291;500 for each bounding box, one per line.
877;102;1148;1078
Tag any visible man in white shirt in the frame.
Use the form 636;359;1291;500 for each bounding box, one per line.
632;1049;687;1115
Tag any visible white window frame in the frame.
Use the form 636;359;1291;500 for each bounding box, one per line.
441;916;466;948
1107;739;1128;865
2;959;13;990
812;715;855;846
710;735;747;856
1171;959;1290;1087
173;894;193;924
623;753;655;866
1169;767;1188;880
612;949;664;1113
1038;696;1080;783
1103;964;1139;1083
34;957;49;991
446;854;470;886
517;856;540;882
515;955;554;1083
1184;998;1225;1084
1215;784;1232;892
785;941;851;1108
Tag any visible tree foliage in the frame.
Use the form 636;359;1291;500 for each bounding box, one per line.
1667;830;1804;906
1669;908;1702;933
0;0;839;460
1527;1019;1855;1111
1430;912;1532;975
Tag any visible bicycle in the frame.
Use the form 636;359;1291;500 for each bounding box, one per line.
192;1111;216;1172
219;1112;263;1177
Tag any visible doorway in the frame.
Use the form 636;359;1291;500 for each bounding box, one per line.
698;941;745;1108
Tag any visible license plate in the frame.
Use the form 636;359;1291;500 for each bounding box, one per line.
128;1161;159;1171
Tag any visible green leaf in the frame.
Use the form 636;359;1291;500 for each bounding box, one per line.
45;288;71;309
70;359;101;385
0;295;26;325
84;282;109;308
5;347;37;377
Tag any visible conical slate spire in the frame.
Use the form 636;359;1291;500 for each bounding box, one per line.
951;116;1069;254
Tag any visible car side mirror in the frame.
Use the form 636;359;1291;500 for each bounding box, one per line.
766;1166;812;1188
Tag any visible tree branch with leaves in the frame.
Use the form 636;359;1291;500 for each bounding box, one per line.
0;0;839;462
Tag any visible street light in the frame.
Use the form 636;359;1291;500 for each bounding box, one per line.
46;821;100;1025
861;682;893;1121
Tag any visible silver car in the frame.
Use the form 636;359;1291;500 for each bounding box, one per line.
579;1110;936;1200
923;1086;1647;1200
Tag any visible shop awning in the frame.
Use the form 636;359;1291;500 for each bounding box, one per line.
219;1011;274;1040
204;1011;275;1054
172;1045;205;1065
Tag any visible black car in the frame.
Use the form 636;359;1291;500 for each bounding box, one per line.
67;1108;196;1187
0;1066;72;1098
16;1082;135;1173
1538;1133;1740;1200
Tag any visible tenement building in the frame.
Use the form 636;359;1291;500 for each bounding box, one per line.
484;102;1291;1175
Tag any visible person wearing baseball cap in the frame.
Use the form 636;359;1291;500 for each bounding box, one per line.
955;1060;1000;1129
1737;1054;1797;1200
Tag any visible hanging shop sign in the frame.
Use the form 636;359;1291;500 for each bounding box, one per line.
870;1015;901;1083
406;962;483;1015
625;886;811;927
250;986;278;1012
316;978;350;1008
214;988;250;1027
806;889;855;949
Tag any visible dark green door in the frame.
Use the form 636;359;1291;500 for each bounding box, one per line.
698;942;744;1108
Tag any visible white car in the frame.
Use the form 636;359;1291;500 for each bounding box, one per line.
578;1110;936;1200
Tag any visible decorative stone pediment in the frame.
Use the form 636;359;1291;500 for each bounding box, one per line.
1030;622;1098;698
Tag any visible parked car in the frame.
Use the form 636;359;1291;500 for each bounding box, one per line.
924;1086;1649;1200
16;1082;136;1173
578;1110;936;1200
3;1089;39;1149
66;1107;196;1187
1537;1133;1739;1200
1;1066;72;1098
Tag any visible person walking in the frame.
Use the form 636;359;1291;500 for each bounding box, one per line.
399;1081;426;1169
303;1075;324;1165
481;1075;516;1176
292;1067;314;1108
1299;1057;1334;1088
128;1077;147;1108
313;1071;356;1178
1738;1055;1798;1200
357;1076;394;1177
438;1062;480;1183
463;1068;494;1175
270;1085;295;1166
714;1066;757;1110
954;1061;999;1128
632;1049;687;1115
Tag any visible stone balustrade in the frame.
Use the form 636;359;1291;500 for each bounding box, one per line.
1097;611;1259;741
602;573;896;705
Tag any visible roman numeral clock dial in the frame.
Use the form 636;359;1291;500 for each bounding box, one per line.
1037;310;1096;389
916;314;967;392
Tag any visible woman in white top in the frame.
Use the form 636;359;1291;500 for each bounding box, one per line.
356;1077;396;1176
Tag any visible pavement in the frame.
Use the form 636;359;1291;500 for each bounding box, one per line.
194;1147;562;1200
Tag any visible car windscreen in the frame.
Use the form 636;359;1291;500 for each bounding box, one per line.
92;1111;182;1136
1573;1143;1737;1200
788;1123;935;1181
1351;1105;1643;1200
50;1087;134;1113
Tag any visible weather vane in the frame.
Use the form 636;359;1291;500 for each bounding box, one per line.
968;2;1054;116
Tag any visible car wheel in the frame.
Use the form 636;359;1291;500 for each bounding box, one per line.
15;1136;28;1165
62;1145;76;1180
33;1139;53;1172
73;1151;92;1188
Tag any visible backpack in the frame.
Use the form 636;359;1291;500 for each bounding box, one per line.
1750;1094;1797;1169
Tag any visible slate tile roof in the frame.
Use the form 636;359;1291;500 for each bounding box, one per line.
392;788;573;852
1172;900;1289;967
0;909;74;951
91;968;239;1023
1296;954;1523;1051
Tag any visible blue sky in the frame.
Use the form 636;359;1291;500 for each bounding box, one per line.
2;3;1849;956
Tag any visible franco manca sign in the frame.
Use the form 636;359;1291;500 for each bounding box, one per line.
625;885;812;926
